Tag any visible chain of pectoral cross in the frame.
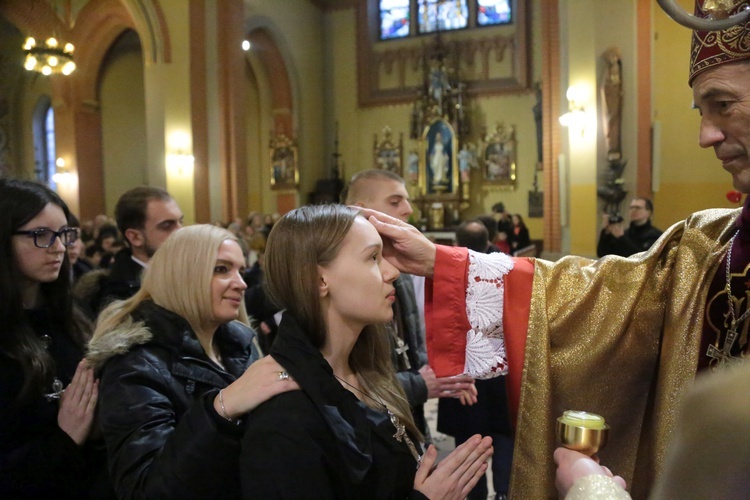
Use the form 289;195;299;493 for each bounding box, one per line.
708;230;749;369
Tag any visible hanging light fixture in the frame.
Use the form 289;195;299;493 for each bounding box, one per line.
22;1;76;76
23;36;75;75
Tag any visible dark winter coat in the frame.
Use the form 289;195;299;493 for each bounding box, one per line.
0;307;112;498
88;300;259;499
240;313;425;499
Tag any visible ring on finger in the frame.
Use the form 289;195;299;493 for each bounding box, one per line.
277;370;290;381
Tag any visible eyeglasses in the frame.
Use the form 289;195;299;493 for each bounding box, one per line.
629;206;646;211
13;227;79;248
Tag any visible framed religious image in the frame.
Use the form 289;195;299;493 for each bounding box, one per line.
373;126;403;175
269;133;298;190
482;123;516;189
420;118;458;197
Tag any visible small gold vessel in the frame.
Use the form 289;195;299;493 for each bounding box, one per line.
556;410;609;456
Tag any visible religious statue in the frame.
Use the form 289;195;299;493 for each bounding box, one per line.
598;47;627;217
430;132;449;186
601;47;623;162
407;150;419;183
458;143;477;183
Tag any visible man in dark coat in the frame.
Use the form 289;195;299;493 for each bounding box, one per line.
597;197;663;257
75;186;183;317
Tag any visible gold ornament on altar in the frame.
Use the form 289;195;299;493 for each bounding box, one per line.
373;126;403;175
556;410;610;456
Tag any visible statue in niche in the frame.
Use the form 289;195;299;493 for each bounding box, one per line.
407;149;419;183
458;143;477;183
430;131;449;185
598;47;628;219
601;47;623;162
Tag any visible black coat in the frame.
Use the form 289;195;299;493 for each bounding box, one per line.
89;301;259;499
597;219;664;257
392;275;429;436
74;249;144;319
0;308;112;498
240;313;424;499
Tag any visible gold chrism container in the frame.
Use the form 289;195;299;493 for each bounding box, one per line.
556;410;609;456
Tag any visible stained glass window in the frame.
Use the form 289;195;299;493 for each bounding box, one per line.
380;0;410;40
418;0;468;34
477;0;512;26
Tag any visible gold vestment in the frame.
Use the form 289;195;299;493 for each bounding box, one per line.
512;207;738;499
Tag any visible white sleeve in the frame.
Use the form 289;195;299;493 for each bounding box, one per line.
463;250;514;379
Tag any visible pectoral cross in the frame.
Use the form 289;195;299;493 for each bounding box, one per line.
388;409;422;465
707;327;743;369
395;338;411;369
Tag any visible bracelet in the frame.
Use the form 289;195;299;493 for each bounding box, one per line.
218;389;238;424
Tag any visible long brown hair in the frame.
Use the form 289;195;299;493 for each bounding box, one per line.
265;204;421;439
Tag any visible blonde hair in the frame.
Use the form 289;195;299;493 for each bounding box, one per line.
92;225;248;343
265;204;421;440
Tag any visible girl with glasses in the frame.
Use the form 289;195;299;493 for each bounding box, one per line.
0;178;110;497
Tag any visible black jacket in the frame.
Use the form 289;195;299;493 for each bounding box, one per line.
74;249;144;319
392;275;429;436
0;308;112;498
240;313;424;499
597;219;664;257
88;301;259;499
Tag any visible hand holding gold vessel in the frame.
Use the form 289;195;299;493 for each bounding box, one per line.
556;410;609;456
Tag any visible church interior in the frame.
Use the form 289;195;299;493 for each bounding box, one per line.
0;0;736;259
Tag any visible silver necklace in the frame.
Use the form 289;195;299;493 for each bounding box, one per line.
334;374;422;464
708;230;747;368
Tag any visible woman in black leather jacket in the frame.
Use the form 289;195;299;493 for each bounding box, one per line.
88;224;297;499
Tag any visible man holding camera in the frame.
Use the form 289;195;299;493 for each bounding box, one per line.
596;197;663;257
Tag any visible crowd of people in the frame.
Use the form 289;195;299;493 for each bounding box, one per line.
0;178;493;499
5;2;750;498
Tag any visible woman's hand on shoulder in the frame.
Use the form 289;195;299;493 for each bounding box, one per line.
214;355;299;420
57;360;98;446
413;434;493;499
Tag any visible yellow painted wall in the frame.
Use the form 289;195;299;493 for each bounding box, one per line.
244;0;327;206
652;0;739;230
100;43;148;217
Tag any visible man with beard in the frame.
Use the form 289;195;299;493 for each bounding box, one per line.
75;186;183;317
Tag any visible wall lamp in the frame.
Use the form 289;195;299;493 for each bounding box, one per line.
166;132;195;177
559;85;588;134
52;157;72;183
167;150;194;176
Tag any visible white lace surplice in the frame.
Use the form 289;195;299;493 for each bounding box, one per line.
464;250;514;379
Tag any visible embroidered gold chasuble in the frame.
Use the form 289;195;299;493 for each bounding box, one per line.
427;207;740;499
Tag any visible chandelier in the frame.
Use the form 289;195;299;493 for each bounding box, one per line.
23;36;76;76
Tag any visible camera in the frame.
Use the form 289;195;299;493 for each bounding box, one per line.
607;213;624;224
